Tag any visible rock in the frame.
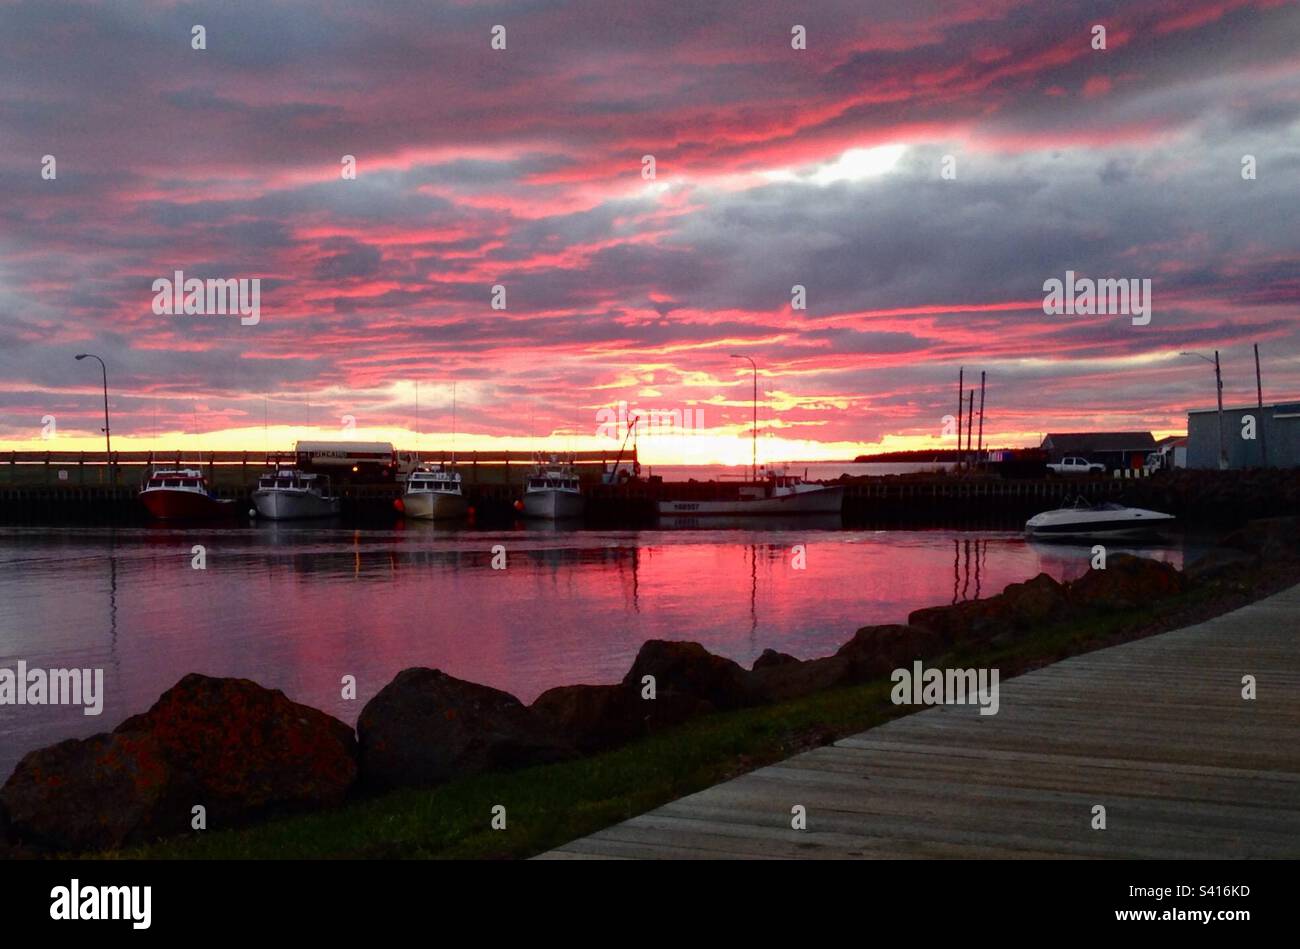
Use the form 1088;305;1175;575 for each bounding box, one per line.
752;649;799;670
530;684;643;754
1067;553;1186;610
1218;517;1300;560
530;683;712;753
836;624;943;679
1000;573;1069;626
0;731;192;851
906;598;1011;645
907;575;1069;645
117;674;357;822
622;640;756;709
1185;547;1258;584
358;668;575;789
749;655;854;702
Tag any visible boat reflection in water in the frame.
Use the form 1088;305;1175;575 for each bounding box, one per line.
657;513;843;532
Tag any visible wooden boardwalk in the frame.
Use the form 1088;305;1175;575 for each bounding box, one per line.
540;583;1300;859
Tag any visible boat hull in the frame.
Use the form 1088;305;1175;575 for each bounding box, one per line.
1025;509;1176;540
522;490;584;519
139;489;233;521
658;485;844;516
403;491;468;520
251;489;341;520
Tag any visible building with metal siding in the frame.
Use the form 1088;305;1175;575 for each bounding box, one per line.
1186;402;1300;469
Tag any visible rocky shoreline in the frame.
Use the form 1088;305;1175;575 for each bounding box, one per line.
2;516;1298;857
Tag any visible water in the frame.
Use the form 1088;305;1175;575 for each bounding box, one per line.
0;523;1189;779
648;462;953;481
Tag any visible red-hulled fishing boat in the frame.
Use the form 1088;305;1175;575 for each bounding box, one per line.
138;467;235;520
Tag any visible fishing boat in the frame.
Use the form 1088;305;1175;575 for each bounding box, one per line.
657;467;844;516
138;467;235;520
520;457;584;519
250;468;340;519
399;464;467;520
1025;497;1176;539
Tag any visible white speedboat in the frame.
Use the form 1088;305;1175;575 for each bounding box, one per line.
1025;498;1176;539
401;464;467;520
251;469;341;519
658;468;844;516
521;459;584;519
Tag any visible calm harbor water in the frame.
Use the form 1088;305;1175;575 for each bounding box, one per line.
0;522;1190;779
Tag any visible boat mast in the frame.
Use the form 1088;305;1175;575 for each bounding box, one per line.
731;353;758;482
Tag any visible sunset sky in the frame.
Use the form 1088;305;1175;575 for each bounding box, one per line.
1;0;1297;465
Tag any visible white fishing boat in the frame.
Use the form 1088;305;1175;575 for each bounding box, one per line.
658;467;844;516
521;458;584;519
250;469;341;519
400;464;467;520
1025;497;1176;539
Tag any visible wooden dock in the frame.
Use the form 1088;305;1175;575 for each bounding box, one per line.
540;582;1300;859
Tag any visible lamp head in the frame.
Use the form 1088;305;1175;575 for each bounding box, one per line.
75;354;87;360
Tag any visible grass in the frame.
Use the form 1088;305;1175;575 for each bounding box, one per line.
85;578;1264;861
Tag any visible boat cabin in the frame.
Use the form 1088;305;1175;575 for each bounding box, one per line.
406;466;463;494
526;470;580;492
256;470;330;494
142;468;207;491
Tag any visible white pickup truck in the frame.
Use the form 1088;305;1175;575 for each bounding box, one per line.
1046;456;1105;475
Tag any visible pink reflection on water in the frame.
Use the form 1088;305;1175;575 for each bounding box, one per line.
0;526;1185;778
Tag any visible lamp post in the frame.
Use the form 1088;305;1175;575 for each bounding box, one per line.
74;353;113;478
1181;351;1227;470
730;354;757;482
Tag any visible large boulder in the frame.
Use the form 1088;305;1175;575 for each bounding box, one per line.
116;674;357;822
1000;573;1069;626
530;684;641;754
906;598;1011;645
1185;547;1258;584
752;649;800;670
1;731;192;852
1067;553;1186;610
622;640;756;709
1;673;359;852
529;683;710;753
358;668;575;789
1218;517;1300;560
907;574;1068;645
748;655;854;703
836;624;943;679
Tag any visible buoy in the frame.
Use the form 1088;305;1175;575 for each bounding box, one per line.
393;498;405;513
513;499;524;512
248;508;257;518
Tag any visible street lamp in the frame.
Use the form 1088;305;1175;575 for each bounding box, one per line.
74;354;113;477
1180;350;1227;470
730;354;757;482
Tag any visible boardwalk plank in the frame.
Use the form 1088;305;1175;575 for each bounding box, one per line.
542;583;1300;859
